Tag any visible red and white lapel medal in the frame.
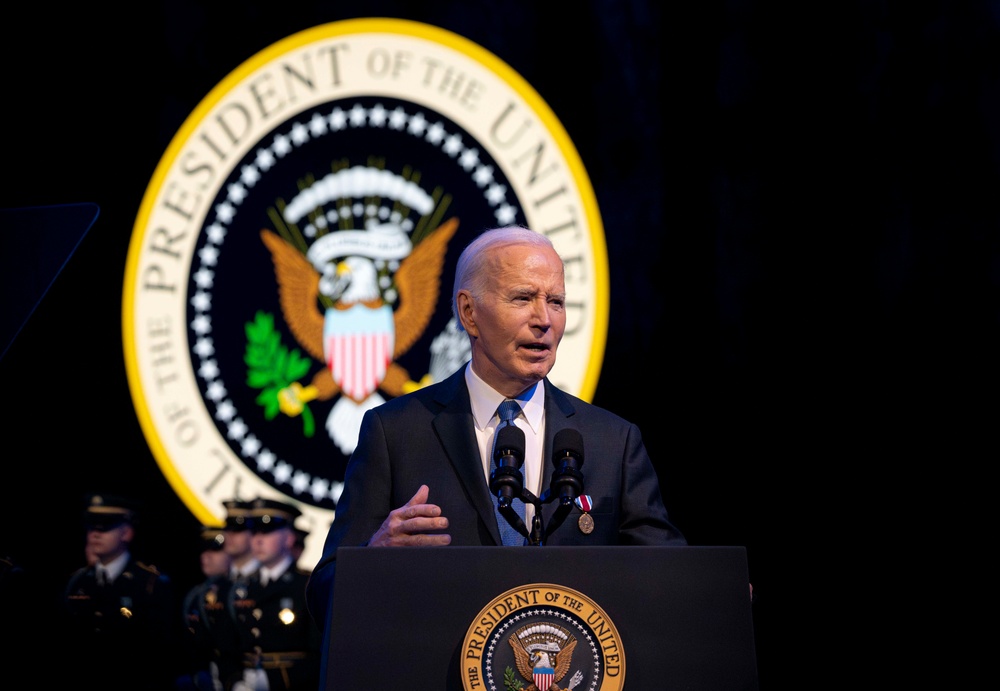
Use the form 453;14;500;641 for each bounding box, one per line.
574;495;594;534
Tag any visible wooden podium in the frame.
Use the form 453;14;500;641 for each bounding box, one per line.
321;545;758;690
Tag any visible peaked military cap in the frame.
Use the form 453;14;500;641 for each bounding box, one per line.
222;499;254;531
248;497;301;533
199;525;226;551
83;494;138;531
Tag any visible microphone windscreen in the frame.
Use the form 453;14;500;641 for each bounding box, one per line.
493;423;526;465
551;428;584;466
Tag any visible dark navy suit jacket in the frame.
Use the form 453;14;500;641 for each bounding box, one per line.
305;366;686;625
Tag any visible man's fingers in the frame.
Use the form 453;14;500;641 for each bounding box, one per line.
368;485;449;547
400;485;442;519
402;503;441;520
379;532;452;548
407;484;431;506
409;533;451;546
404;515;449;533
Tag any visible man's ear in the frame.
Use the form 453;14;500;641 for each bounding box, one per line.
456;290;478;337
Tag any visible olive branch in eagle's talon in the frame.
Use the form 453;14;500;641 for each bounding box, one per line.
244;310;319;437
503;667;525;691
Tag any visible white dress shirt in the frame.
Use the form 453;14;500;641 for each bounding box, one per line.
258;555;293;586
97;551;130;585
230;558;260;581
465;363;546;526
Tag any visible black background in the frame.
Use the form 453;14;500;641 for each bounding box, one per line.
4;2;999;687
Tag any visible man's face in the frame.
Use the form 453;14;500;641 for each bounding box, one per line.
251;528;293;568
459;242;566;397
86;523;131;563
199;549;232;578
223;529;253;559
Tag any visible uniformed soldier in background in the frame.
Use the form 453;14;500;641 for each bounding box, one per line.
61;494;183;690
230;498;320;691
178;525;238;690
222;499;260;585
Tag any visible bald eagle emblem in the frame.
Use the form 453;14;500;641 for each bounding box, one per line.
510;623;583;691
258;165;462;454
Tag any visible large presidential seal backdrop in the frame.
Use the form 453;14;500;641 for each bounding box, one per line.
24;3;966;684
122;19;608;569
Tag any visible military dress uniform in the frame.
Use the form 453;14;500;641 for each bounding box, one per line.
229;499;320;691
60;493;184;689
180;527;245;690
222;498;261;588
63;554;181;689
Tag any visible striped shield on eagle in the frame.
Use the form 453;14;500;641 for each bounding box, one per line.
323;303;395;402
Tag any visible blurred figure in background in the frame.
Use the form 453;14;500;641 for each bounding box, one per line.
222;499;259;586
178;525;237;690
230;498;320;691
61;494;184;690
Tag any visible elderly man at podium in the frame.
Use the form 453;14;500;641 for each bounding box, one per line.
306;225;688;625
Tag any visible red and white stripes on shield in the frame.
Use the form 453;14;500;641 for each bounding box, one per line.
326;330;393;401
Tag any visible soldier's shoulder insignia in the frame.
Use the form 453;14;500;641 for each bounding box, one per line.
135;561;160;575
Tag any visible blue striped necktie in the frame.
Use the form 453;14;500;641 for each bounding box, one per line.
492;399;525;546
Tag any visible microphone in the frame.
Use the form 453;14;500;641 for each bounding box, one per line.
549;428;584;506
490;423;525;508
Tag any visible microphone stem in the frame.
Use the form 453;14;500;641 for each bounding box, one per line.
529;513;543;546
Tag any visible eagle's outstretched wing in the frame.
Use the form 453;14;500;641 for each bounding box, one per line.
259;229;325;363
391;217;460;358
554;639;577;681
510;637;534;681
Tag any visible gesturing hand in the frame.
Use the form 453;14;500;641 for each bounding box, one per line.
368;484;452;547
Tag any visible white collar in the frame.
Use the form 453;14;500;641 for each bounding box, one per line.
232;558;260;579
464;363;544;434
98;550;130;583
260;556;294;584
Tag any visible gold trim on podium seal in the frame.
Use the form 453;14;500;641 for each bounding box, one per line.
461;582;625;691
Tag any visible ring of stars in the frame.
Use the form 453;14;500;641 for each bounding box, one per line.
482;607;601;691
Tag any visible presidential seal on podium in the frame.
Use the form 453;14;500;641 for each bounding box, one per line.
461;583;625;691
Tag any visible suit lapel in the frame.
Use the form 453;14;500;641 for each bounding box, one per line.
431;368;502;543
540;380;579;522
